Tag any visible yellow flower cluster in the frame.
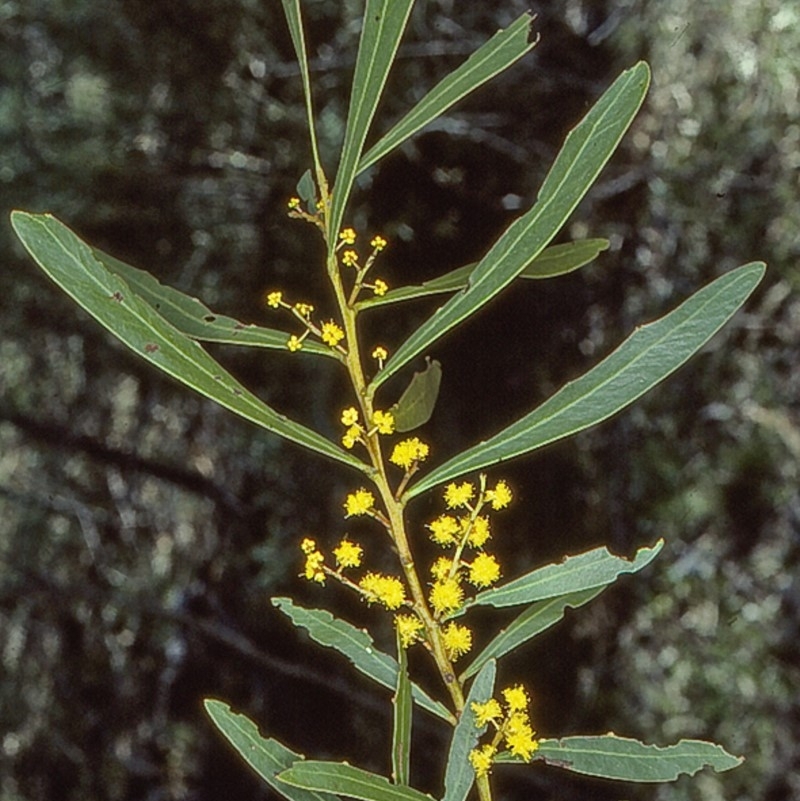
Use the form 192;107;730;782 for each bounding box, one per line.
300;538;325;584
469;684;539;777
389;437;430;471
359;572;406;610
263;289;347;353
344;488;375;517
395;613;425;648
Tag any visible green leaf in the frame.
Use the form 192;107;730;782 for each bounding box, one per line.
280;762;435;801
442;660;496;801
204;699;340;801
464;540;663;612
369;62;650;392
390;358;442;432
297;168;318;208
356;240;609;311
459;587;605;681
406;261;766;499
392;633;412;786
272;598;454;724
357;13;537;174
498;734;743;782
327;0;415;249
93;244;337;358
10;211;366;472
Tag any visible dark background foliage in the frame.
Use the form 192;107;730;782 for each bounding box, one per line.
1;2;797;800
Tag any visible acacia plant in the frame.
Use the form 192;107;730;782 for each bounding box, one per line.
11;3;765;800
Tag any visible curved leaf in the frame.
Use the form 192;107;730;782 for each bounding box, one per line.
391;634;412;786
369;62;650;392
390;358;442;432
204;700;340;801
406;261;766;499
93;244;337;357
356;240;608;311
279;762;434;801
357;13;537;174
442;660;496;801
460;587;605;681
10;211;367;472
465;540;663;611
499;734;743;782
328;0;415;249
272;598;454;724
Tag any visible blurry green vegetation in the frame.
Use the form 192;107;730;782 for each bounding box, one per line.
1;1;796;800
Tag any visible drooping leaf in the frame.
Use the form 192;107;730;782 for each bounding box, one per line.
297;168;318;208
357;13;537;174
442;660;496;801
327;0;415;249
390;358;442;432
93;244;337;358
204;699;340;801
10;211;368;472
392;633;412;786
369;62;651;392
459;587;605;681
272;598;454;724
497;734;743;782
279;762;435;801
405;262;766;499
356;240;609;311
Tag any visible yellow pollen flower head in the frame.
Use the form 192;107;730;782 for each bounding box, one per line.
427;515;460;547
471;698;503;728
430;556;453;581
465;515;491;548
372;410;395;435
390;437;429;470
429;577;463;616
372;345;388;361
300;537;317;554
469;744;496;778
395;614;425;648
504;714;538;761
370;235;387;251
341;407;359;426
342;249;358;267
302;547;325;583
321;320;345;347
442;622;472;660
486;479;513;510
342;423;364;449
359;573;406;610
287;197;301;210
344;488;375;517
468;552;501;588
503;684;530;712
333;538;363;569
339;227;357;245
266;290;283;308
294;302;314;318
287;334;304;352
444;481;474;509
373;279;388;296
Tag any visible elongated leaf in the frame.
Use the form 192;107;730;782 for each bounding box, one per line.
392;634;412;786
460;587;605;681
10;211;367;472
280;762;435;801
93;245;337;358
406;261;766;499
498;734;743;782
464;540;663;612
357;13;536;174
272;598;454;724
370;62;650;392
356;240;608;311
328;0;415;249
204;699;340;801
390;358;442;432
442;660;496;801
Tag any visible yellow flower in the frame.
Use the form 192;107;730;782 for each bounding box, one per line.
427;515;460;547
502;685;529;712
373;279;388;296
471;698;503;727
287;334;304;352
486;479;513;510
429;557;453;581
370;235;387;251
390;438;430;470
300;537;317;554
342;424;364;449
467;553;501;588
321;320;345;347
294;302;314;318
342;249;358;267
395;614;425;648
442;622;472;660
504;713;538;761
372;345;388;361
333;539;363;569
266;290;283;308
339;227;357;245
468;744;496;778
444;482;474;509
359;573;406;610
372;410;395;435
429;577;463;616
464;515;491;548
300;540;325;583
341;407;359;426
344;488;375;517
287;197;301;210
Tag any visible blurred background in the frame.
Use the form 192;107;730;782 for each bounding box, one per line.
1;1;798;800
